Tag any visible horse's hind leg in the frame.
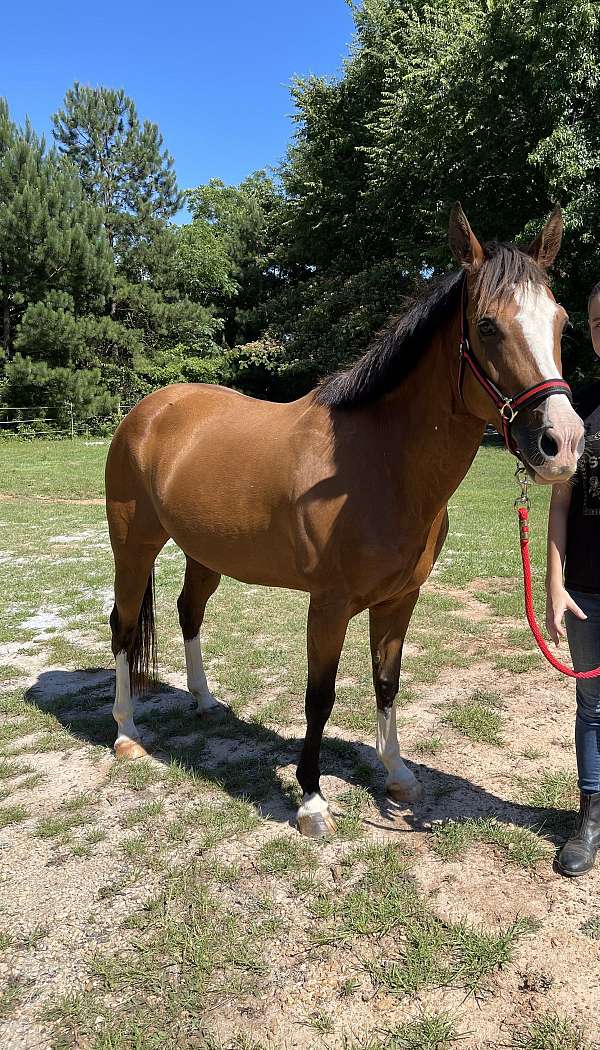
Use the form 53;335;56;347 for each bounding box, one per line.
108;501;168;759
177;556;223;714
369;591;423;803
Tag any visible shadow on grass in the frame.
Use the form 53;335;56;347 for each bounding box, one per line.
26;668;573;842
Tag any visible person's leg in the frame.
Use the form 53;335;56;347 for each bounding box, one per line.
558;591;600;876
566;592;600;792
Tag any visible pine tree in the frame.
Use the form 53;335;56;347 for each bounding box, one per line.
52;84;226;381
52;84;181;260
0;98;113;359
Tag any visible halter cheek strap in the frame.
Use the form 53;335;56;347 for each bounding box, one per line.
457;278;573;455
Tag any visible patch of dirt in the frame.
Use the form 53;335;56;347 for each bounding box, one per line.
0;494;104;505
1;575;599;1050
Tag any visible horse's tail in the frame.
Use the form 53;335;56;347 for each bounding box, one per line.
129;570;157;695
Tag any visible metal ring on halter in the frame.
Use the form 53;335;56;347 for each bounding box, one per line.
500;400;518;423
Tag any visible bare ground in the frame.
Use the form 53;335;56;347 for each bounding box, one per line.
0;598;598;1049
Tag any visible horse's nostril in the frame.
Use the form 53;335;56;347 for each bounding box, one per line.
540;431;559;458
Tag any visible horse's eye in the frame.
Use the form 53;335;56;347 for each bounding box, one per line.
477;317;497;338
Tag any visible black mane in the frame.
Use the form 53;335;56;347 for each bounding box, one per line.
315;242;548;409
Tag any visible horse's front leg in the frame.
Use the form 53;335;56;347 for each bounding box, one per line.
369;591;423;803
296;599;350;838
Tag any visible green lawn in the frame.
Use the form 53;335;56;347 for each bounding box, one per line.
0;436;107;498
0;437;583;1050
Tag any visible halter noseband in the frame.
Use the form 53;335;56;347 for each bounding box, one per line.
457;278;573;455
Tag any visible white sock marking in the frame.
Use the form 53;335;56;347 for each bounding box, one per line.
297;792;330;818
113;651;140;746
184;634;220;713
377;702;417;789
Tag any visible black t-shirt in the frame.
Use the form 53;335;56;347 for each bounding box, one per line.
565;379;600;593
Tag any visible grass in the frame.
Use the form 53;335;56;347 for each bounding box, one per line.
35;813;92;840
0;758;32;780
519;769;579;810
349;1012;463;1049
337;784;372;839
108;759;163;791
512;1012;588;1050
443;690;504;746
0;803;28;829
412;736;444;755
310;844;537;993
0;976;32;1021
580;915;600;940
0;437;107;499
122;800;165;828
495;651;541;674
302;1010;335;1035
44;862;280;1044
0;441;580;1047
258;834;317;875
431;817;552;868
366;915;537;996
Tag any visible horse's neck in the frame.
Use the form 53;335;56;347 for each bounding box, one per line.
377;320;485;519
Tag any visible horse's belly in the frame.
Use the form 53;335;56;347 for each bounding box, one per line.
168;522;308;590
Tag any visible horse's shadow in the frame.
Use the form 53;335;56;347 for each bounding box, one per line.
26;668;574;844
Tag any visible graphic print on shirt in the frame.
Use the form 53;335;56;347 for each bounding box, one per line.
580;403;600;515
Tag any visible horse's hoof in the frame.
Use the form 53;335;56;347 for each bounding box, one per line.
297;811;337;838
194;692;227;717
114;739;148;761
386;779;423;804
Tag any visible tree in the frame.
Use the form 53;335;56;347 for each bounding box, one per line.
0;98;113;359
52;84;181;261
52;85;227;384
275;0;600;386
184;172;283;347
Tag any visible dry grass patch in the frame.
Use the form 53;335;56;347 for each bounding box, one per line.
349;1011;464;1049
0;803;28;829
443;690;504;746
431;817;552;869
47;863;282;1049
512;1012;589;1050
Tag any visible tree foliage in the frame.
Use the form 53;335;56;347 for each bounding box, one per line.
3;4;600;422
272;0;600;386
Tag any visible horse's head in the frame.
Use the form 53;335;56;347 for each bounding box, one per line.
449;204;584;483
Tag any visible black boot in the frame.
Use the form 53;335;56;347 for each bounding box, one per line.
556;791;600;877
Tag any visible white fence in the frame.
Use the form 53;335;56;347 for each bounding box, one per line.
0;402;136;438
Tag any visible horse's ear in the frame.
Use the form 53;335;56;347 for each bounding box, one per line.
448;202;484;269
528;205;563;269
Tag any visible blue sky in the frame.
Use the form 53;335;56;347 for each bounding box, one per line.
4;1;355;192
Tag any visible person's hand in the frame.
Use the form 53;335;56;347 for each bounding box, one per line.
545;585;587;646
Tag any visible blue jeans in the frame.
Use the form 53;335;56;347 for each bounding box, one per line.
565;590;600;795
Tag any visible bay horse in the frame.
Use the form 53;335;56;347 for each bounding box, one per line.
105;205;583;837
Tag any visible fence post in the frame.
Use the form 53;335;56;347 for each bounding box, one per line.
68;401;74;440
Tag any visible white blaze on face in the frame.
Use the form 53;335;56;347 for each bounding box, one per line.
514;285;576;436
514;284;559;380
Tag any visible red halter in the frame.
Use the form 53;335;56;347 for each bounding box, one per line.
457;279;573;455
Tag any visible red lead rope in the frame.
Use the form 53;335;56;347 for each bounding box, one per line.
517;505;600;679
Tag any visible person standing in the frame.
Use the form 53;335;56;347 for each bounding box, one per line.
546;282;600;876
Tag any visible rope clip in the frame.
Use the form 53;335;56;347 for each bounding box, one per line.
514;459;530;509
